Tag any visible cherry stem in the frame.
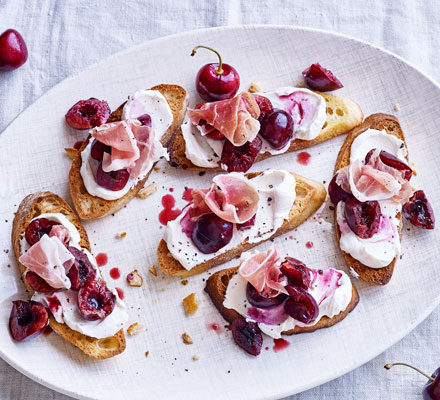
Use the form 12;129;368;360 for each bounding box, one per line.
191;45;224;75
384;362;435;382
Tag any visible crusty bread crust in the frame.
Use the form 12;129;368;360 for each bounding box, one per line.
205;267;359;334
334;113;408;285
157;172;327;277
168;92;363;170
69;84;188;220
12;192;126;359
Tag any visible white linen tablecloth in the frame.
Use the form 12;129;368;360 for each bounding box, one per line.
1;0;439;398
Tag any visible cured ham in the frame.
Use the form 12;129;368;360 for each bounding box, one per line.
190;173;259;223
239;246;288;296
19;235;74;289
187;93;260;146
48;225;70;245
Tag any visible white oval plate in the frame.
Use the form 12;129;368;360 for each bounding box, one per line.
1;25;439;400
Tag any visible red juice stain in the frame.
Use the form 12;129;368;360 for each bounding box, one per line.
207;322;223;334
182;188;194;202
96;253;108;266
169;188;174;192
159;194;181;225
42;325;53;336
47;296;61;313
273;338;290;352
289;235;294;240
116;287;124;300
297;151;311;166
110;267;121;280
265;346;269;351
305;241;314;249
73;140;84;150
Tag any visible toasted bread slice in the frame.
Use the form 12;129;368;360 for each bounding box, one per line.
157;172;327;277
168;92;363;170
205;267;359;334
12;191;126;359
334;113;408;285
69;84;188;220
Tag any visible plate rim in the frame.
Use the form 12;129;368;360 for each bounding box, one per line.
1;24;440;400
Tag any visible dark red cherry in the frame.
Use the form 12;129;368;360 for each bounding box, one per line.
191;213;233;254
259;108;294;150
246;283;287;308
137;113;152;127
285;286;319;324
280;257;311;289
192;45;240;102
25;218;61;246
78;280;116;321
90;139;111;161
302;63;343;92
96;162;130;191
65;98;110;130
0;29;28;72
25;271;57;293
365;149;412;181
9;300;48;341
403;190;435;229
345;197;381;239
328;173;353;205
67;247;96;291
237;214;256;231
253;95;273;123
231;317;263;356
221;136;262;173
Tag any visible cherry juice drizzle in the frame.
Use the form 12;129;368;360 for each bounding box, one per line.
297;151;311;166
207;322;223;334
306;241;314;249
273;338;290;352
182;188;194;202
115;287;124;300
159;194;181;225
96;253;108;267
109;267;121;280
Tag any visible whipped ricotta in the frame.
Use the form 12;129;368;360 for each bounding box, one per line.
336;129;407;268
164;170;296;270
21;213;129;339
224;267;353;339
121;89;173;141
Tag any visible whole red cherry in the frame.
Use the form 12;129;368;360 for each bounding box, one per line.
0;29;28;71
192;45;240;102
385;362;440;400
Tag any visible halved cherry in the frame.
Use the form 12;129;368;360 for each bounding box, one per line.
90;139;111;161
365;149;412;181
345;197;381;239
65;98;110;130
246;283;287;308
221;136;262;173
96;162;130;191
25;218;61;246
403;190;435;229
280;257;311;289
231;317;263;356
285;286;319;324
253;94;273;123
328;173;353;205
137;113;152;127
302;63;343;92
25;271;57;293
78;280;116;321
67;247;96;290
9;300;48;341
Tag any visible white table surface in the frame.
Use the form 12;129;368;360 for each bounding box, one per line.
1;0;439;399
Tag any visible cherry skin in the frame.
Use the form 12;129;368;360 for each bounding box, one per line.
192;45;240;102
0;29;28;71
328;173;353;205
191;213;233;254
90;139;111;161
9;300;48;341
96;162;129;191
259;108;294;150
246;283;287;308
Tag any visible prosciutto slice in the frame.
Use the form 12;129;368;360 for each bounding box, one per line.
48;225;70;245
190;173;259;223
239;246;288;296
337;149;412;203
19;235;74;289
187;93;261;146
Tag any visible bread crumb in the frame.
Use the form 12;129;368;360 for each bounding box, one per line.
64;148;78;160
161;288;166;292
192;355;200;361
149;265;157;276
127;322;144;336
181;279;188;286
183;293;199;315
136;182;158;199
153;167;160;171
182;332;193;344
145;351;149;357
410;162;417;176
116;232;126;239
248;81;262;93
127;269;143;287
394;103;401;111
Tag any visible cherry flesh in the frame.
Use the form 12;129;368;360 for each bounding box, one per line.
237;213;257;231
365;149;412;181
67;247;96;291
280;257;311;289
96;162;129;191
191;213;233;254
221;136;262;173
90;139;111;161
302;63;343;92
285;286;319;324
78;280;116;321
246;283;287;308
403;190;435;229
328;173;353;205
9;300;48;341
253;95;273;123
25;271;57;293
192;45;240;102
231;317;263;356
345;197;381;239
259;108;294;150
0;29;28;72
65;98;110;130
25;218;61;246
